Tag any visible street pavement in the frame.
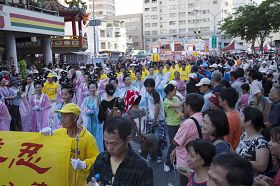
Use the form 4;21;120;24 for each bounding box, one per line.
147;148;180;186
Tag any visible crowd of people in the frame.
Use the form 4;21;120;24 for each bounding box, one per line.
0;53;280;186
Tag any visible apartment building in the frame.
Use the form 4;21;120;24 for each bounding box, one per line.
143;0;233;49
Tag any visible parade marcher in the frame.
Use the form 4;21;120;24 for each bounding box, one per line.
211;71;223;94
41;103;99;186
144;78;166;163
201;109;231;154
208;152;254;186
80;81;103;152
155;64;167;98
132;70;144;92
8;77;22;131
77;72;90;106
53;86;74;129
171;93;204;186
29;81;52;132
87;117;153;186
238;83;250;111
42;72;58;103
0;99;11;131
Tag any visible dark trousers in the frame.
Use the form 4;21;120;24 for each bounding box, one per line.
10;105;22;131
180;174;188;186
166;125;179;167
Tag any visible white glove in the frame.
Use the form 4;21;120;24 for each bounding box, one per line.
71;158;86;170
40;127;54;136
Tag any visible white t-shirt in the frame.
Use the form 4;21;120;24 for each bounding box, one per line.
147;90;165;121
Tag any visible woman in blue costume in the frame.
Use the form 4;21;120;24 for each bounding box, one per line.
80;80;104;152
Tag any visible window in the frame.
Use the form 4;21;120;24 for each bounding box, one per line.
100;30;105;37
134;42;139;46
145;8;150;11
179;4;185;10
152;7;157;11
101;42;106;49
114;43;117;49
169;5;176;10
179;12;186;17
130;18;140;22
144;15;150;20
152;23;158;27
169;21;176;25
169;13;177;17
144;31;151;35
202;10;210;14
145;38;151;42
145;23;151;27
151;15;158;19
108;42;111;49
213;0;218;4
144;0;149;3
152;0;157;3
179;28;186;33
179;20;186;25
188;11;195;16
152;38;158;42
200;27;210;31
152;30;158;35
225;2;228;6
188;3;195;7
169;29;177;34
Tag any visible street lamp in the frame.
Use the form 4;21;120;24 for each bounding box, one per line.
259;30;265;54
208;11;223;36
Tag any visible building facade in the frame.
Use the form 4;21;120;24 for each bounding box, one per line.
143;0;233;49
114;14;144;50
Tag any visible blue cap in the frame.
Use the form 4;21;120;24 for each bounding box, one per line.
95;174;101;182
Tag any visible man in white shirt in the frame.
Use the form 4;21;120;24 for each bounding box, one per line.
259;61;268;74
247;69;263;110
196;78;213;112
25;75;35;99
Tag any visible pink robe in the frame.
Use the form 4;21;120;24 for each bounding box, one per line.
19;97;32;132
0;100;11;131
29;93;52;132
77;82;89;106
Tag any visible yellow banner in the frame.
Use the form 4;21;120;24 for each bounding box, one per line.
0;131;72;186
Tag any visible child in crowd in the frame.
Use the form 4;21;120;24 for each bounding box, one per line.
238;83;250;111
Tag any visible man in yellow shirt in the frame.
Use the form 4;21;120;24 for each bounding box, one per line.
41;103;99;186
42;72;58;102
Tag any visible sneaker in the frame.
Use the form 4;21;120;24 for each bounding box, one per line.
164;163;171;172
156;156;162;164
147;154;153;162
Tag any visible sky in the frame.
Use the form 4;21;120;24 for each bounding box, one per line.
115;0;143;15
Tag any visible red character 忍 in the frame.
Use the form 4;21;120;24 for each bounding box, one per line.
0;138;8;164
31;182;47;186
9;143;51;174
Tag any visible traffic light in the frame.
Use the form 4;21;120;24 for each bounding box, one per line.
196;36;202;39
194;30;201;34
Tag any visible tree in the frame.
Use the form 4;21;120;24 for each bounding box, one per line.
220;0;280;53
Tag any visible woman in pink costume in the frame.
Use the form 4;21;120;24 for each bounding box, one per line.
29;81;52;132
0;99;11;131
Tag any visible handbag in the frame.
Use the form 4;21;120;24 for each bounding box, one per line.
127;111;158;155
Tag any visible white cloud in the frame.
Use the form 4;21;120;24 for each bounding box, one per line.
115;0;143;15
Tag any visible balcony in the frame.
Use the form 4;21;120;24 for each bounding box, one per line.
52;35;88;52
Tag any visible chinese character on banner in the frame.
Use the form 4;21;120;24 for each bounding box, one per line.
31;182;47;186
0;138;8;164
8;143;51;174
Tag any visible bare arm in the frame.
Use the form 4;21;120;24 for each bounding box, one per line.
250;147;270;173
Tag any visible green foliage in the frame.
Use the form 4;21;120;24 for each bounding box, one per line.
220;0;280;50
19;59;27;80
